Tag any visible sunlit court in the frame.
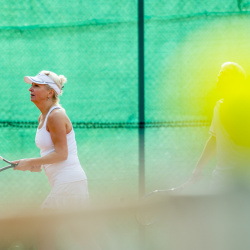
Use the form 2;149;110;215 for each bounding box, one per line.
1;1;250;249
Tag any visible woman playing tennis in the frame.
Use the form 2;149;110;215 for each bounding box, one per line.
14;70;89;210
189;62;250;192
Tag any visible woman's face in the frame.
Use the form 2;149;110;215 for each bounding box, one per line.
217;68;226;83
29;82;49;103
217;66;246;99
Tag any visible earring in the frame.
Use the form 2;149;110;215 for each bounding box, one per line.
47;97;50;101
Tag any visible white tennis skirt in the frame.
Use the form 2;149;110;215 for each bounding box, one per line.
41;180;89;210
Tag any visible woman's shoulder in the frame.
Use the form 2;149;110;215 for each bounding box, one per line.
216;99;223;105
213;99;223;112
47;107;67;123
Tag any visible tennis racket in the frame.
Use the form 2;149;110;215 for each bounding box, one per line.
0;156;18;172
136;177;203;226
136;187;183;226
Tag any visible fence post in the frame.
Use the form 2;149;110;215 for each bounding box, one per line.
138;0;145;198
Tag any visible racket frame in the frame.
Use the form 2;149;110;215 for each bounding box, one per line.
0;156;18;172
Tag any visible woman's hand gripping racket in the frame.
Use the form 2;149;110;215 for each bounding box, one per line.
0;156;18;172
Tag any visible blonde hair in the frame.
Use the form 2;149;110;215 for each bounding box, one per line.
220;62;246;83
217;62;247;99
40;70;67;103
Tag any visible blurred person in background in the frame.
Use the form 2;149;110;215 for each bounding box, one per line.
188;62;250;192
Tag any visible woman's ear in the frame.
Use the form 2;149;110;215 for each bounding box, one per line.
48;89;55;98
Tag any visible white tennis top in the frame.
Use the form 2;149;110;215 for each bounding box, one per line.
210;100;250;173
35;106;87;186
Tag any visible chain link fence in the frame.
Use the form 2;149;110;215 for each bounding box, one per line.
0;0;250;208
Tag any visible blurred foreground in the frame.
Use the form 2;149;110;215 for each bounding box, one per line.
1;190;250;250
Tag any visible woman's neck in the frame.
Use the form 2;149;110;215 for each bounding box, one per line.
35;101;57;116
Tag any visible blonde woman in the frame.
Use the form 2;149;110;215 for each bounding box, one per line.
14;70;89;210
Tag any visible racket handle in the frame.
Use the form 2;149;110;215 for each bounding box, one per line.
0;156;18;167
0;156;12;164
0;165;15;172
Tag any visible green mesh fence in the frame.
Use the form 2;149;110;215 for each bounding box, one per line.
0;0;250;209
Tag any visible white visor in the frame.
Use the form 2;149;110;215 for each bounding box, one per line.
24;73;61;95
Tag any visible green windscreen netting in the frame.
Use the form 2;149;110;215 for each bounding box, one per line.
0;0;250;208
